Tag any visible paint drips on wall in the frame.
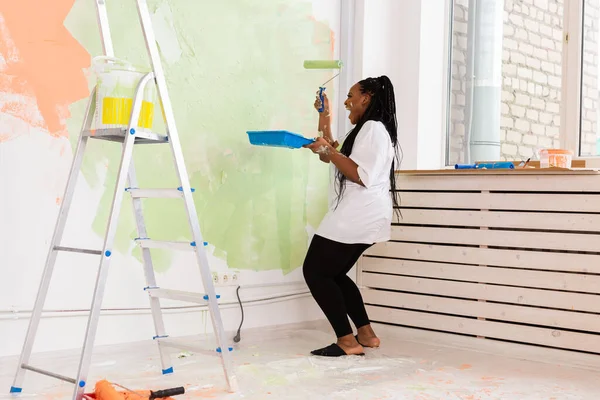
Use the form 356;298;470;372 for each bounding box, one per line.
59;0;336;273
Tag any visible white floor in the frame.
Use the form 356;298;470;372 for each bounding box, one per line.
1;320;600;399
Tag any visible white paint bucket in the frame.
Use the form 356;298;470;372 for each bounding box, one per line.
92;56;157;130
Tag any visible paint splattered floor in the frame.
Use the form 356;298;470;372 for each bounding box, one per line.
1;321;599;399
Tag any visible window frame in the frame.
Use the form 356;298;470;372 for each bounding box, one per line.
561;0;584;156
442;0;454;166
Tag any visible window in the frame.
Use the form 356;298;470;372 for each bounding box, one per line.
446;0;566;165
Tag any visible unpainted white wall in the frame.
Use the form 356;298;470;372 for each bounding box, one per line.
360;0;448;170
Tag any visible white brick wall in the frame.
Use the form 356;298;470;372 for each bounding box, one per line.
449;0;600;163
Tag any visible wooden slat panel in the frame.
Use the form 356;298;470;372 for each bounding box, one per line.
391;226;600;253
366;305;600;354
361;273;600;313
362;289;600;333
397;172;600;192
395;208;600;232
361;258;600;294
370;171;600;355
398;192;600;212
364;242;600;274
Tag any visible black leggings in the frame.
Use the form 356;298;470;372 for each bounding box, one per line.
302;235;373;338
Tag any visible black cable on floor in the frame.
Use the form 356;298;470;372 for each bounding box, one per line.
233;285;244;342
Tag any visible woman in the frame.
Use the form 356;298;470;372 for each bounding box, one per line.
302;76;400;357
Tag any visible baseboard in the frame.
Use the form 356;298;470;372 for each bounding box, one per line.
0;296;323;357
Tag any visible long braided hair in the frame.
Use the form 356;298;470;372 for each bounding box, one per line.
334;75;401;214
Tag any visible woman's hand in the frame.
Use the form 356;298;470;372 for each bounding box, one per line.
314;91;330;116
303;137;335;163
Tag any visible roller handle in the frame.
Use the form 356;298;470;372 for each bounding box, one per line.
476;162;515;169
318;87;326;113
455;164;476;169
149;387;185;399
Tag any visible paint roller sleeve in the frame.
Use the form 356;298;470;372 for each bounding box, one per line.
303;60;343;69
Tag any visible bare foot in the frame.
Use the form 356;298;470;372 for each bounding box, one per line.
336;334;365;355
356;324;381;348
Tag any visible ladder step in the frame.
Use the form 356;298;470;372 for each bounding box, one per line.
146;288;219;304
156;337;233;354
84;128;168;144
135;239;207;251
125;187;195;199
21;364;76;384
54;246;102;255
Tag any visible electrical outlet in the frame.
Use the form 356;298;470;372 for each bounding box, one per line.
212;270;240;286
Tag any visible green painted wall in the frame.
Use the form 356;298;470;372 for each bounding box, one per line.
64;0;334;273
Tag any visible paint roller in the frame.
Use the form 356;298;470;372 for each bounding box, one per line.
90;379;185;399
244;59;342;149
303;60;343;112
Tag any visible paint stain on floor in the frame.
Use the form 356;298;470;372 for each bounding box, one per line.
1;322;599;399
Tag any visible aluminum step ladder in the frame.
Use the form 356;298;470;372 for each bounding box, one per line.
9;1;237;398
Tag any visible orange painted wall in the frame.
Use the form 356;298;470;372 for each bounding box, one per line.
0;0;89;142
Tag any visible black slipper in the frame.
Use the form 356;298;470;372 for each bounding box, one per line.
310;343;365;357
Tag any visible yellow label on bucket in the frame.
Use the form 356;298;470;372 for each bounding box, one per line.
101;97;154;129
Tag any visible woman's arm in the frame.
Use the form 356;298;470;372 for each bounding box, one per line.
315;92;339;148
328;149;363;186
304;137;364;187
318;113;339;148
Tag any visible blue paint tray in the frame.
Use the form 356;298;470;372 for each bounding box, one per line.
246;130;314;149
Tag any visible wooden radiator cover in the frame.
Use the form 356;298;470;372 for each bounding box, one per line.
358;168;600;354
